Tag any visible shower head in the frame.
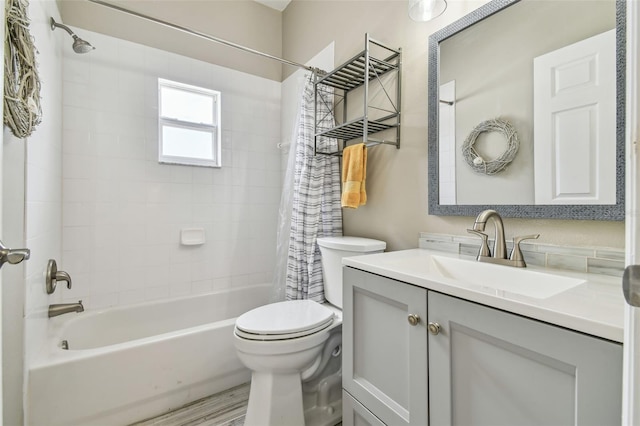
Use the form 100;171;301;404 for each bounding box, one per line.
50;18;95;54
71;37;95;54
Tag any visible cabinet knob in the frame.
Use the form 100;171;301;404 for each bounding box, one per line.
428;322;441;335
407;314;421;326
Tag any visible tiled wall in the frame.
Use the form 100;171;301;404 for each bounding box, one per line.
22;0;64;418
419;232;625;277
4;3;60;423
61;29;282;310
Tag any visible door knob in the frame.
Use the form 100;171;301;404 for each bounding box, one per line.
428;322;441;335
46;259;72;294
0;240;30;270
623;265;640;307
408;314;421;326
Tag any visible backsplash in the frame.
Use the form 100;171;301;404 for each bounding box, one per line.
419;233;625;277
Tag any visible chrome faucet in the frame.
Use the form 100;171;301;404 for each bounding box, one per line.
468;209;539;267
472;209;507;259
49;300;84;318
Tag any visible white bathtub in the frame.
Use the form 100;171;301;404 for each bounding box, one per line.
27;284;271;426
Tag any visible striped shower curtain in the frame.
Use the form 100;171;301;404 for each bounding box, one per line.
285;75;342;302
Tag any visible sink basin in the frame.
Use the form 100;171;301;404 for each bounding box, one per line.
430;255;585;299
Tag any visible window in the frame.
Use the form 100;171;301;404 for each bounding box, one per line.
158;78;221;167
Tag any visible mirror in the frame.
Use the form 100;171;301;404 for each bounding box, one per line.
428;0;625;220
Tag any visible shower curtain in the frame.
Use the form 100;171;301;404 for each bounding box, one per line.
272;74;342;303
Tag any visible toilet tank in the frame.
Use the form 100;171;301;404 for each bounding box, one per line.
316;236;386;309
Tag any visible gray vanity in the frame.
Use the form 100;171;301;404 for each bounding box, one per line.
340;249;624;425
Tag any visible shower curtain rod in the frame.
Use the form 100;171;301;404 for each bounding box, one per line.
88;0;322;74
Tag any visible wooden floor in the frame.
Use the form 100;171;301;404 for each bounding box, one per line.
131;383;249;426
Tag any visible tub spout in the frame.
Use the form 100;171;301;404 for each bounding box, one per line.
49;300;84;318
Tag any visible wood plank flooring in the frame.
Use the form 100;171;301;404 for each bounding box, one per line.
131;383;249;426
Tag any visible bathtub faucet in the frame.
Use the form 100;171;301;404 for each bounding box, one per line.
48;300;84;318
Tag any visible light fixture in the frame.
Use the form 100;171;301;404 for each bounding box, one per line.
408;0;447;21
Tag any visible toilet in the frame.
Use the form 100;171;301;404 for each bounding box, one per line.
234;236;386;426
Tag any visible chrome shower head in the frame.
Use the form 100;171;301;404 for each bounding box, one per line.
50;17;95;54
71;36;95;54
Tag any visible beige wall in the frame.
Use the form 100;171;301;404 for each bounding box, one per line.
283;0;624;251
58;0;283;81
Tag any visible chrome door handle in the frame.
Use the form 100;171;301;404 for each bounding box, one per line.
46;259;72;294
428;322;441;335
623;265;640;307
0;240;30;270
408;314;421;326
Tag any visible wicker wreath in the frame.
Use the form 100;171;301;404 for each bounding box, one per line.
4;0;42;138
462;118;519;175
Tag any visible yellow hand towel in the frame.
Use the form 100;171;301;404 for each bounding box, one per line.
341;143;367;208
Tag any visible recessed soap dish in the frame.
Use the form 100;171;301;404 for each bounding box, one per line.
181;228;205;246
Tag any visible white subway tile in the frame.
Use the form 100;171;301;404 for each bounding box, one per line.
213;276;232;290
63;80;91;108
92;272;120;295
63;203;95;227
191;280;213;295
118;267;147;291
145;267;170;288
119;289;147;306
169;282;191;298
63;179;95;203
90;293;120;310
63;154;95;180
61;31;282;310
94;132;120;158
169;262;192;284
63;129;94;156
95;179;120;203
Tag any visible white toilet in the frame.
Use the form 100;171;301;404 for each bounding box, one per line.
234;236;386;426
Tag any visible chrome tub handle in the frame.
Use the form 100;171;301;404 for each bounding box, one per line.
46;259;73;294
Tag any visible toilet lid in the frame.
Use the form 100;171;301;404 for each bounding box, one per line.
235;300;334;338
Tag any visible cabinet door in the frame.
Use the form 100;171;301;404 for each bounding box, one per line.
343;390;386;426
428;292;623;426
343;267;428;426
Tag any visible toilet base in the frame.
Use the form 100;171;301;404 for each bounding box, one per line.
304;398;342;426
244;371;304;426
303;369;342;426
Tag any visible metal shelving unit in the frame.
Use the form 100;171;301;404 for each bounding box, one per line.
314;34;402;156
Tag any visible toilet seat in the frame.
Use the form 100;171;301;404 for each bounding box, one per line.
235;300;335;341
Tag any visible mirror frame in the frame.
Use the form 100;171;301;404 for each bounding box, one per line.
427;0;625;220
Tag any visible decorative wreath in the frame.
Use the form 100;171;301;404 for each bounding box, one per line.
4;0;42;138
461;118;519;175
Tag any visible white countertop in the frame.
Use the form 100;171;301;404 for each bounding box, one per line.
342;248;625;343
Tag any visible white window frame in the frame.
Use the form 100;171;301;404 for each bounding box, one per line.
158;78;221;167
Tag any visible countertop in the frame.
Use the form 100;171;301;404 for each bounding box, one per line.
342;248;625;343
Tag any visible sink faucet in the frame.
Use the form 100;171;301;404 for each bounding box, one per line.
468;209;540;267
49;300;84;318
472;209;507;259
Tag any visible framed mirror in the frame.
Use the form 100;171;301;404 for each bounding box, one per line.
427;0;625;220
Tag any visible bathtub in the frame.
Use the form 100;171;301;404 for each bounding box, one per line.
27;284;271;426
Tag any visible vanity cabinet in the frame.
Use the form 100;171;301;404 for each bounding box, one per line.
342;267;428;426
342;267;623;426
428;292;623;426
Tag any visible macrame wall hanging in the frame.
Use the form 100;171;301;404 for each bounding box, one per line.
461;118;519;175
4;0;42;138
